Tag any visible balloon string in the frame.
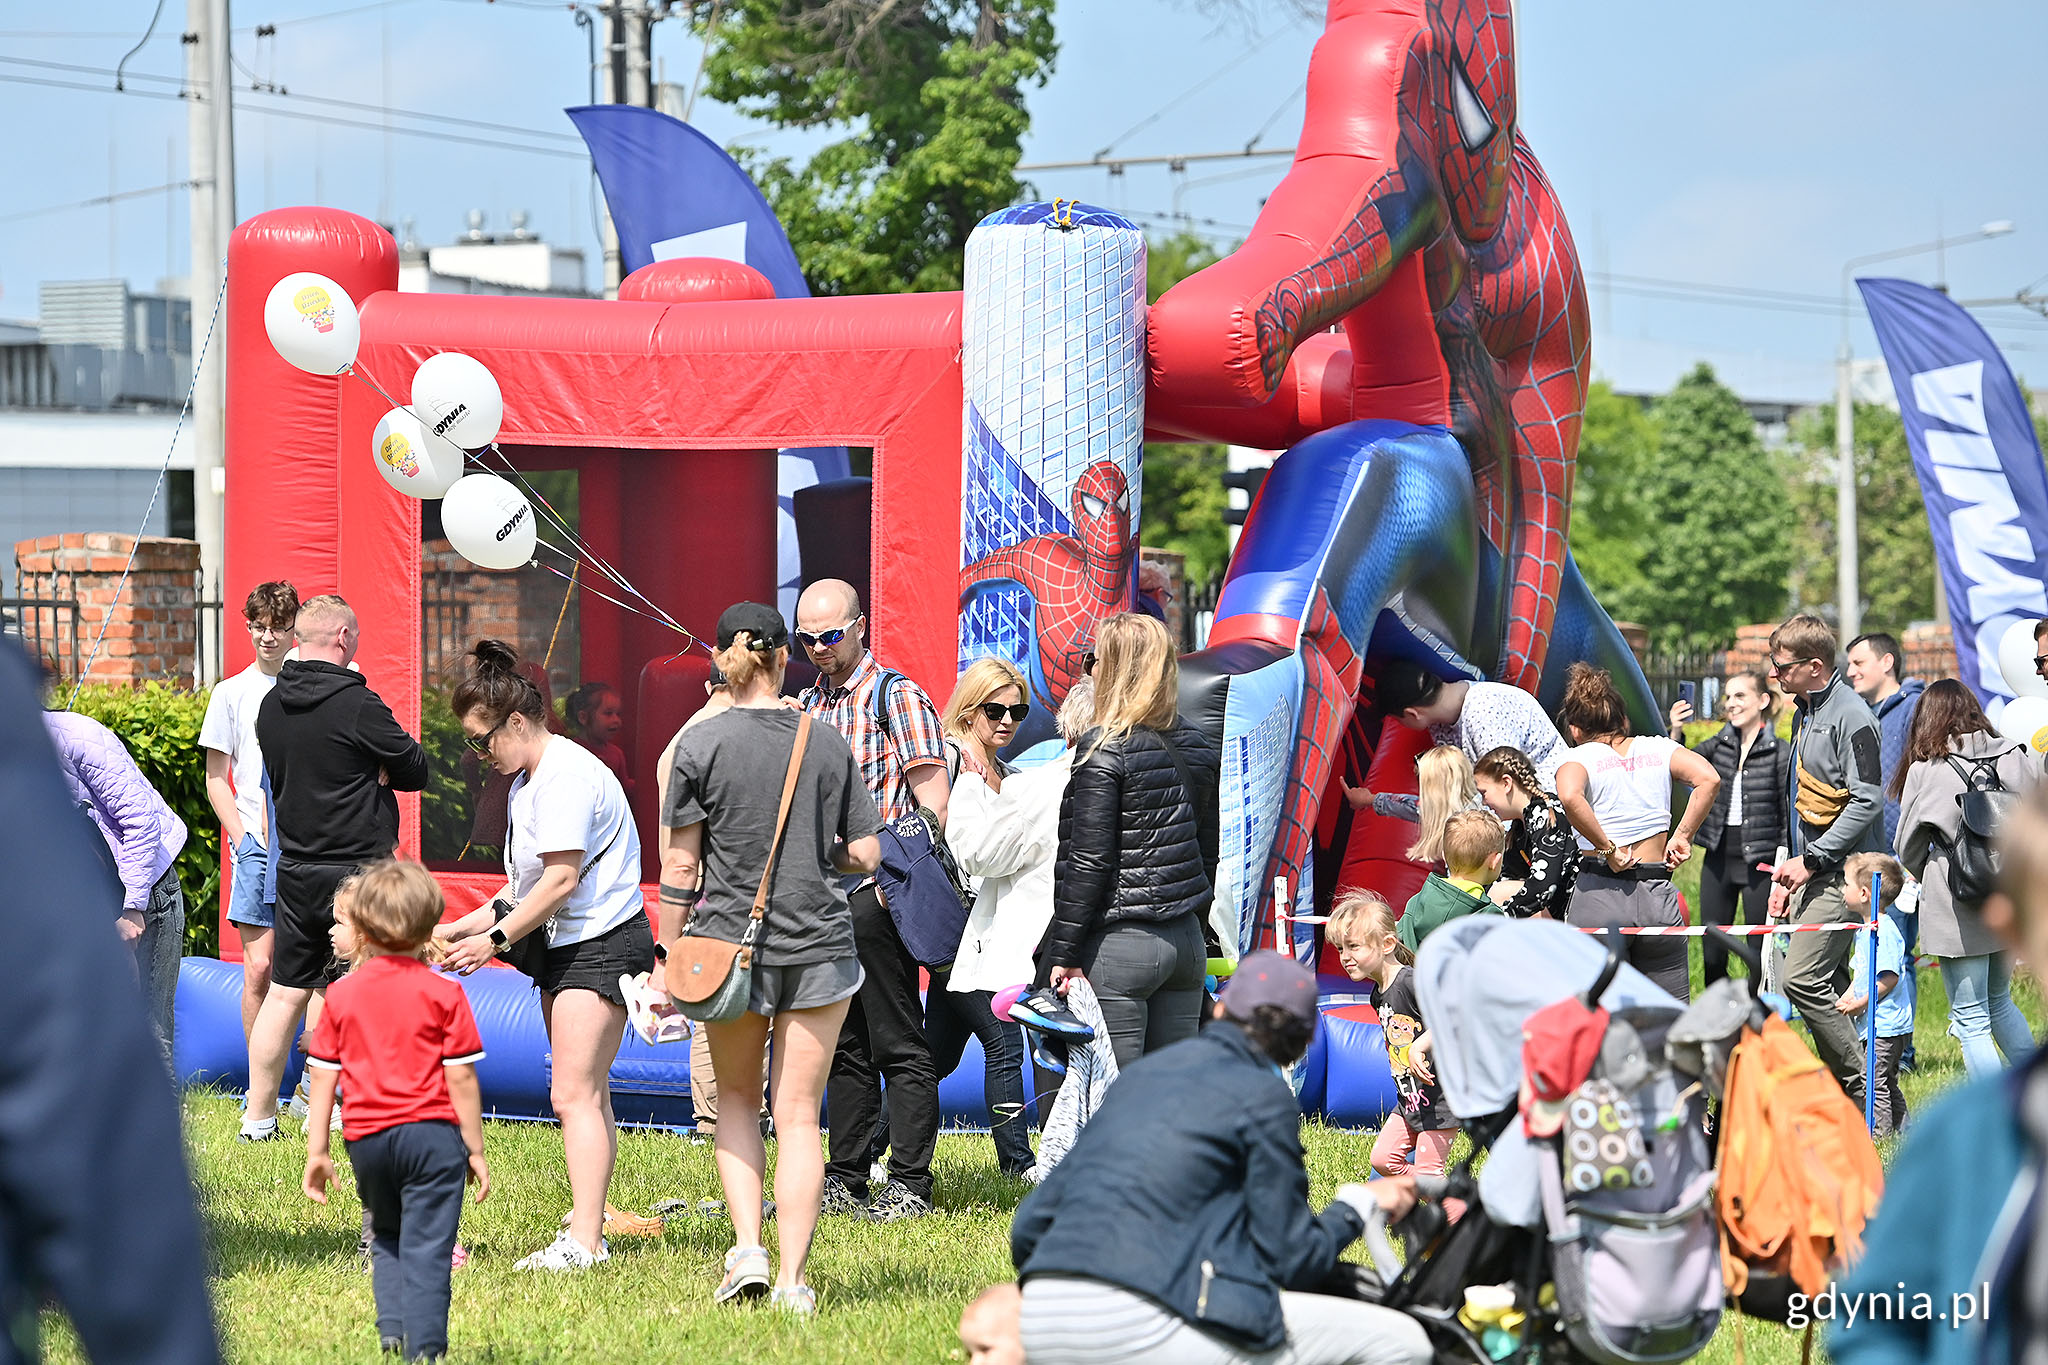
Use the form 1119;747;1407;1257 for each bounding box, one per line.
471;443;688;634
345;361;687;636
530;549;697;643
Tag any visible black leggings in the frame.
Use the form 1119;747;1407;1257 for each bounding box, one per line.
1698;842;1773;986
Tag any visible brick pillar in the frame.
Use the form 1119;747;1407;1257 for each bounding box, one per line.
13;533;202;684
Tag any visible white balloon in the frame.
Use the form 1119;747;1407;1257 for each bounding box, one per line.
369;408;464;499
2000;696;2048;756
440;473;535;571
411;352;503;450
1996;618;2048;699
262;271;360;375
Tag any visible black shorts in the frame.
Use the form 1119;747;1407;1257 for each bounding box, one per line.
273;858;361;990
539;913;655;1004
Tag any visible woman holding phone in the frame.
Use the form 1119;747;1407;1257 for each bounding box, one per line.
1667;672;1791;985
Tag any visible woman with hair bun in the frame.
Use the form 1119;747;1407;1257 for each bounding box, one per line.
1554;662;1721;1001
659;603;883;1313
435;639;651;1272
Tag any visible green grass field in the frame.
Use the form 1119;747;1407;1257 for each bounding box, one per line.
40;927;2041;1363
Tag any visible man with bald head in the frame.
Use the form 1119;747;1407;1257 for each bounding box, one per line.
795;578;952;1221
241;594;428;1141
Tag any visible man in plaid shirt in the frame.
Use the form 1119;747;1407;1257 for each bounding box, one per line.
796;579;951;1221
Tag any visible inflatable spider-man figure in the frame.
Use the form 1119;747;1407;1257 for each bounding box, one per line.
959;459;1135;706
1150;0;1590;691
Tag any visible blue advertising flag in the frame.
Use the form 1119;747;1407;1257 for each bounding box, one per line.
566;103;849;614
565;103;808;296
1858;277;2048;708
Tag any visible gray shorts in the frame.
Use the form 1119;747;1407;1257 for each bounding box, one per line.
749;957;863;1017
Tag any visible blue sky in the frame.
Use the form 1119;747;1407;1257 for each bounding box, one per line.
4;0;2045;403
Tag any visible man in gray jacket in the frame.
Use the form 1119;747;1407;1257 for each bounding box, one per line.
1769;613;1883;1104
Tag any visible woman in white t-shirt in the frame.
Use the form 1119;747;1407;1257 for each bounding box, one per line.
438;640;650;1272
1553;663;1720;1001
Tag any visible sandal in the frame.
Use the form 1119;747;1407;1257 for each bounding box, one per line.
771;1284;817;1316
714;1245;771;1304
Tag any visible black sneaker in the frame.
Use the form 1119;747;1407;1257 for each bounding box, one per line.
1029;1032;1071;1076
860;1179;932;1222
820;1174;868;1215
1009;988;1095;1040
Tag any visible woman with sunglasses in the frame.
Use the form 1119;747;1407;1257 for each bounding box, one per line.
436;640;651;1272
1046;613;1221;1067
927;658;1039;1175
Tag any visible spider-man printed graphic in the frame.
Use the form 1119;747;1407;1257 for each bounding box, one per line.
1151;0;1590;693
959;459;1136;706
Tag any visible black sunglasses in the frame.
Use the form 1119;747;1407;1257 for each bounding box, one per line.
1081;651;1097;675
463;717;507;755
977;701;1030;725
794;622;855;650
2036;655;2048;669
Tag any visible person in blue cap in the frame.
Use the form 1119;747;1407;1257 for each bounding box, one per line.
1007;949;1431;1365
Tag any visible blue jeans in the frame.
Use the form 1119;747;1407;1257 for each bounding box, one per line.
1937;953;2036;1079
349;1119;469;1360
925;969;1034;1176
134;866;186;1075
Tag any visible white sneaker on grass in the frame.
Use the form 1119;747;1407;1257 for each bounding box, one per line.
514;1230;609;1272
237;1114;280;1142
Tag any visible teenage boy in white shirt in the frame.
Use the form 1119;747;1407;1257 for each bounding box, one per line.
199;580;299;1043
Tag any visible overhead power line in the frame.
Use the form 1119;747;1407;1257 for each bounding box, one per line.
1018;147;1295;174
0;179;207;226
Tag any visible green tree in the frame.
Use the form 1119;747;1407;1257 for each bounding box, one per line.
1783;402;1939;632
685;0;1057;295
1139;231;1233;587
1568;380;1656;608
1623;363;1793;651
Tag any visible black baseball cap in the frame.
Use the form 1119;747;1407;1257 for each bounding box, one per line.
715;602;789;651
1220;950;1318;1030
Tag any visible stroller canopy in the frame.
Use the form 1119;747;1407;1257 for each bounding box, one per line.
1414;917;1685;1120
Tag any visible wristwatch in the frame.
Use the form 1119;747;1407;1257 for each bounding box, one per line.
488;926;510;954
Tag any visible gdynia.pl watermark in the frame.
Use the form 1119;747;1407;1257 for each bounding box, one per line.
1787;1283;1991;1331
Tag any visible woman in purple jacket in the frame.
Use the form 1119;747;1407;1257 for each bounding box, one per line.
44;707;188;1071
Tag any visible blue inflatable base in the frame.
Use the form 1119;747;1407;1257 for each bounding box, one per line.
176;958;1400;1129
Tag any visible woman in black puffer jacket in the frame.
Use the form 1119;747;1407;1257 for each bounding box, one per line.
1046;613;1220;1068
1667;670;1791;985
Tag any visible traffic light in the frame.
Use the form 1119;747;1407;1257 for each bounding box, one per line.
1223;465;1268;527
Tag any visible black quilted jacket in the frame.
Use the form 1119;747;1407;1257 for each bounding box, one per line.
1693;723;1792;866
1046;721;1221;968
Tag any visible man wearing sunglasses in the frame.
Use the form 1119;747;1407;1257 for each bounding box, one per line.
795;578;951;1222
2035;618;2048;686
1766;612;1883;1108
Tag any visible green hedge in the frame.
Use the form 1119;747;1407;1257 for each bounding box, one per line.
67;683;222;957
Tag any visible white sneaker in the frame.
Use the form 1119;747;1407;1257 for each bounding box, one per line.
237;1114;280;1142
514;1229;609;1272
286;1079;311;1121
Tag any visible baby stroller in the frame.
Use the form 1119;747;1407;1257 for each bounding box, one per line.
1346;917;1723;1365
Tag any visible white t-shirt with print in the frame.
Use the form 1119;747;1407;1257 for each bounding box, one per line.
505;735;644;948
1431;681;1569;788
1562;736;1680;851
198;662;279;843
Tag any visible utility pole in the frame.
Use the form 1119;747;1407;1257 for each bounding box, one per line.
597;1;660;297
187;0;234;683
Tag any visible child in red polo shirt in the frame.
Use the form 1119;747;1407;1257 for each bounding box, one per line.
303;861;489;1361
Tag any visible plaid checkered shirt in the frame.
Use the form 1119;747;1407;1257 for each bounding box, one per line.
799;653;948;825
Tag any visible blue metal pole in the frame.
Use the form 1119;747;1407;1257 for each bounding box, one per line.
1865;872;1881;1133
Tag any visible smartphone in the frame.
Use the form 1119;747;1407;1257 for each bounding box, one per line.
1678;681;1697;715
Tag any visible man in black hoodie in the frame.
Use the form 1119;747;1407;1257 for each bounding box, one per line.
239;594;428;1141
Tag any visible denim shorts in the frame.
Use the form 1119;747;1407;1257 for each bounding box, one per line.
226;833;275;929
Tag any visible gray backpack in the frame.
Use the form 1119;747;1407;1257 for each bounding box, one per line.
1944;750;2020;906
1536;1003;1723;1365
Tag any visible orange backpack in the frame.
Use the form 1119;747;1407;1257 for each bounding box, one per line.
1714;1013;1885;1321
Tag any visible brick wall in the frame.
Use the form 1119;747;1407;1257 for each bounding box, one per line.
1725;620;1960;684
421;540;578;696
13;533;200;684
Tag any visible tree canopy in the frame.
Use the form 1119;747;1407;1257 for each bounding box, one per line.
685;0;1057;295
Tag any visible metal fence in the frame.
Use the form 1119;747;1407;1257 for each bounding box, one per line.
0;590;81;678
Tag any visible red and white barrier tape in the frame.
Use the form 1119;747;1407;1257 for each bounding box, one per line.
1274;911;1877;937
